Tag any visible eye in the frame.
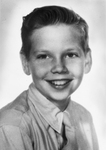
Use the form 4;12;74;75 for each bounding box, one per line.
36;54;49;60
65;52;78;58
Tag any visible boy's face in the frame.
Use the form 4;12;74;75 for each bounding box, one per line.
22;24;91;105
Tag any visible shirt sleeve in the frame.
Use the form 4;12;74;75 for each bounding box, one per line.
90;118;99;150
0;125;33;150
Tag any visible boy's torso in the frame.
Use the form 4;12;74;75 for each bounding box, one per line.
0;90;98;150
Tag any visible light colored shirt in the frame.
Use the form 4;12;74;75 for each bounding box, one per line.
0;83;99;150
29;83;63;134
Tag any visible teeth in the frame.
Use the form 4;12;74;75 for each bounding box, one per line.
51;80;68;86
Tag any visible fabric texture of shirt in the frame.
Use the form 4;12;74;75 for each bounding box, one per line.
0;83;99;150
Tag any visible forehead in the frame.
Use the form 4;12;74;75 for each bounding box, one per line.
30;24;82;52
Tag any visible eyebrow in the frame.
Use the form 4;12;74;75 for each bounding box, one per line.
32;46;82;55
32;50;51;54
64;47;82;52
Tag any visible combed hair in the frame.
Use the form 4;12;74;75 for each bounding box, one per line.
21;5;90;60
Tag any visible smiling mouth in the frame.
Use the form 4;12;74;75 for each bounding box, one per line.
46;79;72;89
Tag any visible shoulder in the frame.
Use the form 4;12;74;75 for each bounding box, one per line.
70;100;92;122
0;91;29;127
72;101;91;114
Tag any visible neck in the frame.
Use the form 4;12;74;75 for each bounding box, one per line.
51;97;70;111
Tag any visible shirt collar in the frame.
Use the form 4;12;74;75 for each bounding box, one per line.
28;83;65;133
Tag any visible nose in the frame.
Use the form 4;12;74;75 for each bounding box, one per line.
51;59;68;74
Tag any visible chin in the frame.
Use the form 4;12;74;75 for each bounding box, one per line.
47;92;71;102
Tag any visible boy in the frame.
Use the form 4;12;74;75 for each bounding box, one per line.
0;5;99;150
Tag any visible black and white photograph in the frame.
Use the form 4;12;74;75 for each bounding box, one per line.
0;0;106;150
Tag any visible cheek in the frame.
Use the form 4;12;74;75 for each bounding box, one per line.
30;63;50;79
67;61;84;77
74;66;84;76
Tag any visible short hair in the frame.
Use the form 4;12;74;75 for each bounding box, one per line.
20;5;90;60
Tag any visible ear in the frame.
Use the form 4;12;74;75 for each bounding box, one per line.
84;50;92;74
20;54;31;75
